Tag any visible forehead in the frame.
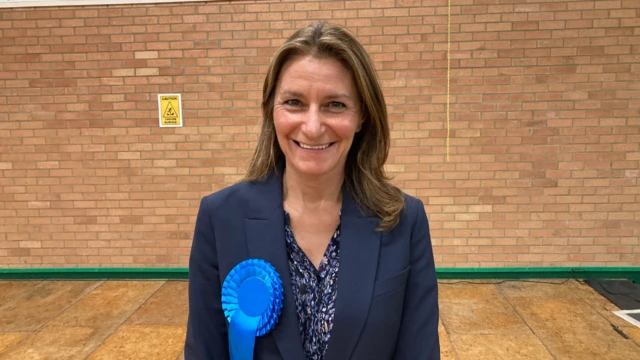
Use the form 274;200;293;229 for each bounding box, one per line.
276;55;358;95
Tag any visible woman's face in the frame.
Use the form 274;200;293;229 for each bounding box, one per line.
273;55;362;179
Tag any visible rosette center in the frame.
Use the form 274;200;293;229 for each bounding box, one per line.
238;277;270;317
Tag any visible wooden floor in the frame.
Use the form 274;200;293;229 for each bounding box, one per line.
0;279;639;359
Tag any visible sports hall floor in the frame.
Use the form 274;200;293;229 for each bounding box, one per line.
0;279;639;359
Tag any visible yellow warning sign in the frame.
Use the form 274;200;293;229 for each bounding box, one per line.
158;94;183;127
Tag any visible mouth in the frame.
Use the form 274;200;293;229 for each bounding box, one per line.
293;140;334;150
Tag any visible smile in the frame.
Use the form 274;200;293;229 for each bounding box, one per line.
294;141;333;150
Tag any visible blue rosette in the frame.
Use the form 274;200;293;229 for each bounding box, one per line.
222;259;284;360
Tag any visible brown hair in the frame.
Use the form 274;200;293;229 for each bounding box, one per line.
244;22;404;231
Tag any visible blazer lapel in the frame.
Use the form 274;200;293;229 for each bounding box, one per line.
324;186;381;360
245;170;306;360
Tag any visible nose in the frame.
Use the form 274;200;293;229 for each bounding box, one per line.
300;104;324;139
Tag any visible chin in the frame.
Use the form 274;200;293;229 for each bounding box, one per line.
287;160;339;178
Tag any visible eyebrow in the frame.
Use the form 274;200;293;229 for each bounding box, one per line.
277;90;353;101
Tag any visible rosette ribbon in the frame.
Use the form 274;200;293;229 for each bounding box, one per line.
222;259;284;360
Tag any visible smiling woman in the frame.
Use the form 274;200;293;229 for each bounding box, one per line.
273;56;362;184
247;22;404;232
185;22;440;360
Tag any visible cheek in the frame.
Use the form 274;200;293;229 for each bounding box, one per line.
273;114;301;154
273;110;293;138
331;118;361;141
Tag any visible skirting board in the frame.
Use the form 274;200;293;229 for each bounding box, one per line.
0;267;639;283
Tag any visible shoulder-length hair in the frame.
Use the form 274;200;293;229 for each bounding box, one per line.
244;22;404;231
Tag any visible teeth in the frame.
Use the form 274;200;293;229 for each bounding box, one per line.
298;142;330;150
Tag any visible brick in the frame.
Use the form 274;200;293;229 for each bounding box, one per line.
134;51;158;59
0;0;638;268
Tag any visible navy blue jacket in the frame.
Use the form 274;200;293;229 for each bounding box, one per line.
184;168;440;360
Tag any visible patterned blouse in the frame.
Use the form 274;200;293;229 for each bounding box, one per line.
284;211;341;360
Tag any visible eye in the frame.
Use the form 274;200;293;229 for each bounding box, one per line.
327;101;346;109
283;99;301;107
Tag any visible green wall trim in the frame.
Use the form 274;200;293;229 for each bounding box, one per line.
1;266;639;282
436;266;640;283
0;268;189;280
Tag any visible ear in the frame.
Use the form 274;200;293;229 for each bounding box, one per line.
355;117;364;132
356;100;366;132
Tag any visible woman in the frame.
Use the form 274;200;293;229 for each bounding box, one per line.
185;22;440;360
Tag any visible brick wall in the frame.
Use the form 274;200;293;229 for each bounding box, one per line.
0;0;638;268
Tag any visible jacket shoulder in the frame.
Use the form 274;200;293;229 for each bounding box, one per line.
402;193;426;215
397;192;428;230
200;180;254;215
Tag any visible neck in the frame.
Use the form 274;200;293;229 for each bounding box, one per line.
282;166;343;210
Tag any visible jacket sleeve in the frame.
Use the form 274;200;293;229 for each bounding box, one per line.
393;198;440;360
184;196;230;360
